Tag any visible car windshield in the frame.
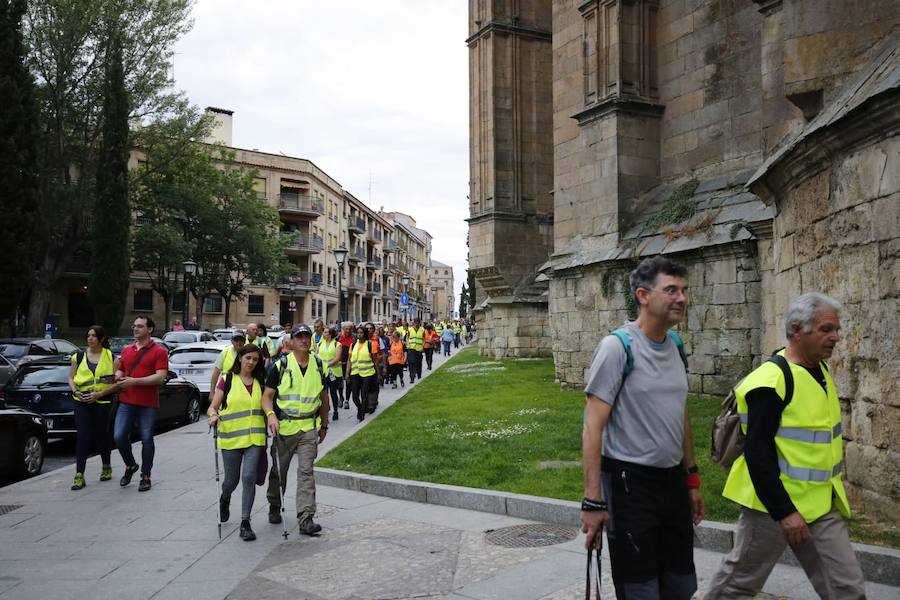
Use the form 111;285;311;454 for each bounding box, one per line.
109;338;132;353
169;349;221;364
0;344;29;359
164;332;197;343
12;364;70;386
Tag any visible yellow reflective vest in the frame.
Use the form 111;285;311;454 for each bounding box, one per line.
316;338;343;378
349;340;376;377
71;348;115;404
407;326;425;351
219;346;238;373
395;326;407;341
722;352;850;523
274;353;325;436
249;336;274;357
217;376;266;450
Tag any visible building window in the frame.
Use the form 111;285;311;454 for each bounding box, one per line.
317;300;323;317
133;288;153;311
204;295;224;314
172;291;185;312
248;294;264;315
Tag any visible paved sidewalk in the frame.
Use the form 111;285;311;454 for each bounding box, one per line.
0;343;897;599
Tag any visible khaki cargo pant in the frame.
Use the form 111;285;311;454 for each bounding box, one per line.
265;428;319;522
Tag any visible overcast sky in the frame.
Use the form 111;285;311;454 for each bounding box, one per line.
172;0;470;299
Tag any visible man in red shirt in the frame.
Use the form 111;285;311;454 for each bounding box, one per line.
113;315;169;492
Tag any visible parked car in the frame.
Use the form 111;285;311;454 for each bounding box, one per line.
0;338;82;367
2;357;202;438
211;328;238;341
108;336;173;357
162;330;215;348
167;341;230;402
0;355;16;387
0;401;47;478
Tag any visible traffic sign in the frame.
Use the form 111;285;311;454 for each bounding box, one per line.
400;293;409;306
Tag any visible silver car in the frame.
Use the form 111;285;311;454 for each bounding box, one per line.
162;330;216;348
166;341;231;401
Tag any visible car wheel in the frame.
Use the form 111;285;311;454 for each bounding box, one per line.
185;395;201;424
20;434;44;477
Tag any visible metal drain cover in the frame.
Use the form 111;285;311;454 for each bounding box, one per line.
484;523;578;548
0;504;23;516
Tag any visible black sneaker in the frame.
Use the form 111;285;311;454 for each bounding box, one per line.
298;517;322;536
119;464;139;487
332;411;339;421
268;506;282;524
240;520;256;541
138;476;151;492
219;496;230;522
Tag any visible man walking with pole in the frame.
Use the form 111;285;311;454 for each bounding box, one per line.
581;256;703;599
262;325;329;536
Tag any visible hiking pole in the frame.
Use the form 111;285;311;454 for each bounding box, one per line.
585;527;603;600
211;424;222;541
272;434;289;540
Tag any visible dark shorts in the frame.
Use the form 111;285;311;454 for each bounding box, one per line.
601;457;697;600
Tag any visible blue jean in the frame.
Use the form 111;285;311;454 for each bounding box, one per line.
114;402;157;476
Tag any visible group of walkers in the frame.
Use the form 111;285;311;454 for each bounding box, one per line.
66;313;473;543
580;256;865;599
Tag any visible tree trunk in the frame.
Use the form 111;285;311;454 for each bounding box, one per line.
223;294;232;328
26;250;69;336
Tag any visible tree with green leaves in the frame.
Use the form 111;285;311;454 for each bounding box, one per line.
458;284;468;318
0;0;41;335
88;26;130;334
466;269;477;311
23;0;193;334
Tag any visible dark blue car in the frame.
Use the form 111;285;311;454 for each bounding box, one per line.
3;357;202;438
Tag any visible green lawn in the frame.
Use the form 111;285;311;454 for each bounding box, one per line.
318;346;898;548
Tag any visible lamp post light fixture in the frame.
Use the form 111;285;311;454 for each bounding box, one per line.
333;247;348;325
182;259;197;326
431;286;438;320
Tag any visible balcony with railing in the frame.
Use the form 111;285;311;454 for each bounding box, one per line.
383;238;397;252
276;271;323;292
347;247;366;263
386;287;398;298
366;255;382;270
367;226;382;243
346;274;365;291
285;232;324;255
365;281;382;296
278;193;324;219
347;215;365;234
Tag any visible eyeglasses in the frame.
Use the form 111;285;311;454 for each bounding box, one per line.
644;285;688;298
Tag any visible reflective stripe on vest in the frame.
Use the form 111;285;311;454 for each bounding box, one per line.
777;457;844;482
217;378;266;449
275;354;324;436
316;339;343;377
389;342;405;365
407;327;424;351
350;341;375;377
739;414;842;444
72;348;115;403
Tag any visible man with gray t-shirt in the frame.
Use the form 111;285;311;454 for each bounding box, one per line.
581;256;704;600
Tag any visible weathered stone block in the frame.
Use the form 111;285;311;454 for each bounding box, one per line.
712;282;745;304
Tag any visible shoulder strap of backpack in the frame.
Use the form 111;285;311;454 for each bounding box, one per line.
610;328;633;378
221;371;233;410
75;350;85;366
767;354;794;405
666;330;689;371
276;355;289;386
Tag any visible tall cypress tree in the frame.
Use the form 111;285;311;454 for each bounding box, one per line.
88;27;130;333
0;0;40;334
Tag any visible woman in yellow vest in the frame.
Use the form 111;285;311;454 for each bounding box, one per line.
67;325;118;491
316;327;343;423
347;326;376;422
207;344;267;541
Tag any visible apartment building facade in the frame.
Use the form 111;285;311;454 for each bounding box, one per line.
427;260;455;320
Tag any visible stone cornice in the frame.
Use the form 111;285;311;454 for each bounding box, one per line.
466;210;528;225
466;21;552;46
572;96;665;126
750;91;900;204
752;0;783;16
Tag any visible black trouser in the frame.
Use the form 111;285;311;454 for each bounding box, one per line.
388;363;404;383
350;374;374;420
325;377;341;415
74;401;113;473
600;457;697;600
341;360;349;402
407;349;422;381
424;347;434;370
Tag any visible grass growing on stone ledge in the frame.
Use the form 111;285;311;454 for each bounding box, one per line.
318;346;899;548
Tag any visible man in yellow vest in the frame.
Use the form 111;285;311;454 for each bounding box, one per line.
262;324;329;536
246;322;274;365
406;318;425;383
209;330;245;397
705;293;864;599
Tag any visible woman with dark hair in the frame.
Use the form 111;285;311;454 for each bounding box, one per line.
316;327;343;422
347;326;376;422
67;325;118;490
207;344;267;541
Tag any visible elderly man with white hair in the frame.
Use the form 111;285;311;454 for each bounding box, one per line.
705;292;865;599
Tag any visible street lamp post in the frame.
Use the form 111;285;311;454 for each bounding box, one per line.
289;283;298;324
333;247;348;325
447;293;454;319
182;259;197;326
431;286;437;320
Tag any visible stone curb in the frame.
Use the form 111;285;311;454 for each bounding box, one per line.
316;468;900;587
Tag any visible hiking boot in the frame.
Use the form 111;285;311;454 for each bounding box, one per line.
219;496;230;522
240;520;256;541
138;475;152;492
71;472;85;491
332;411;339;421
391;383;397;389
268;506;282;524
99;464;113;481
343;400;349;409
298;517;322;536
119;464;139;487
400;380;405;388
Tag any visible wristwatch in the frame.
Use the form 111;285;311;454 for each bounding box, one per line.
581;498;608;512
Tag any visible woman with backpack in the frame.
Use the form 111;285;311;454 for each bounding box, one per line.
347;325;376;423
207;344;267;541
316;326;343;422
67;325;118;491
